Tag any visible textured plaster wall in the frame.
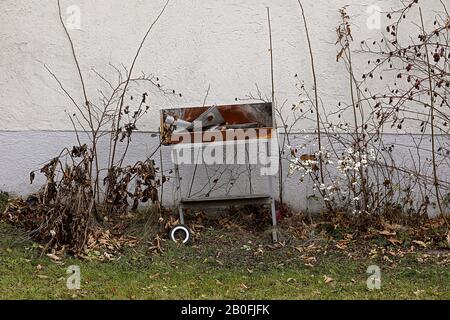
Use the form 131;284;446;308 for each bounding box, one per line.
1;131;448;213
0;0;446;210
3;0;438;132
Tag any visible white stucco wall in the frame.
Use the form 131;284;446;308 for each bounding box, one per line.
0;0;447;211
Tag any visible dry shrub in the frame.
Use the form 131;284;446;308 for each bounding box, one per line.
0;1;176;255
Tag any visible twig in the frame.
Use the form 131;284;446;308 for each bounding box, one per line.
297;0;324;184
419;7;448;227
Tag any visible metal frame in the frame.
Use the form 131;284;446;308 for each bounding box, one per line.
171;138;278;242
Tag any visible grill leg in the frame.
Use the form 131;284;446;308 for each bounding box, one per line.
266;140;278;242
179;206;185;225
270;193;278;242
173;148;185;225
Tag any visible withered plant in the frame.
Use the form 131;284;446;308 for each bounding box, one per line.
287;1;449;231
18;0;179;254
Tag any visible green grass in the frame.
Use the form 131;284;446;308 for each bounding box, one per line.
0;222;448;300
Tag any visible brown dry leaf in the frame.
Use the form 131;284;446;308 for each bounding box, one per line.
446;232;450;245
412;240;427;248
388;238;403;245
239;283;249;290
382;221;407;231
323;275;334;284
149;272;160;279
378;230;396;236
413;289;425;296
215;279;223;286
304;256;317;264
46;253;61;261
387;250;398;257
36;264;44;271
103;252;113;260
300;154;317;162
255;247;264;255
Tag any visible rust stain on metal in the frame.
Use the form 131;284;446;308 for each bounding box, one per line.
161;103;274;145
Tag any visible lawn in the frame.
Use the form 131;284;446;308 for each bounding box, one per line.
0;221;448;300
0;193;449;300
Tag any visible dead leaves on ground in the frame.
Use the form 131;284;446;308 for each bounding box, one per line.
323;275;334;284
46;253;62;261
412;240;427;248
3;192;449;268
